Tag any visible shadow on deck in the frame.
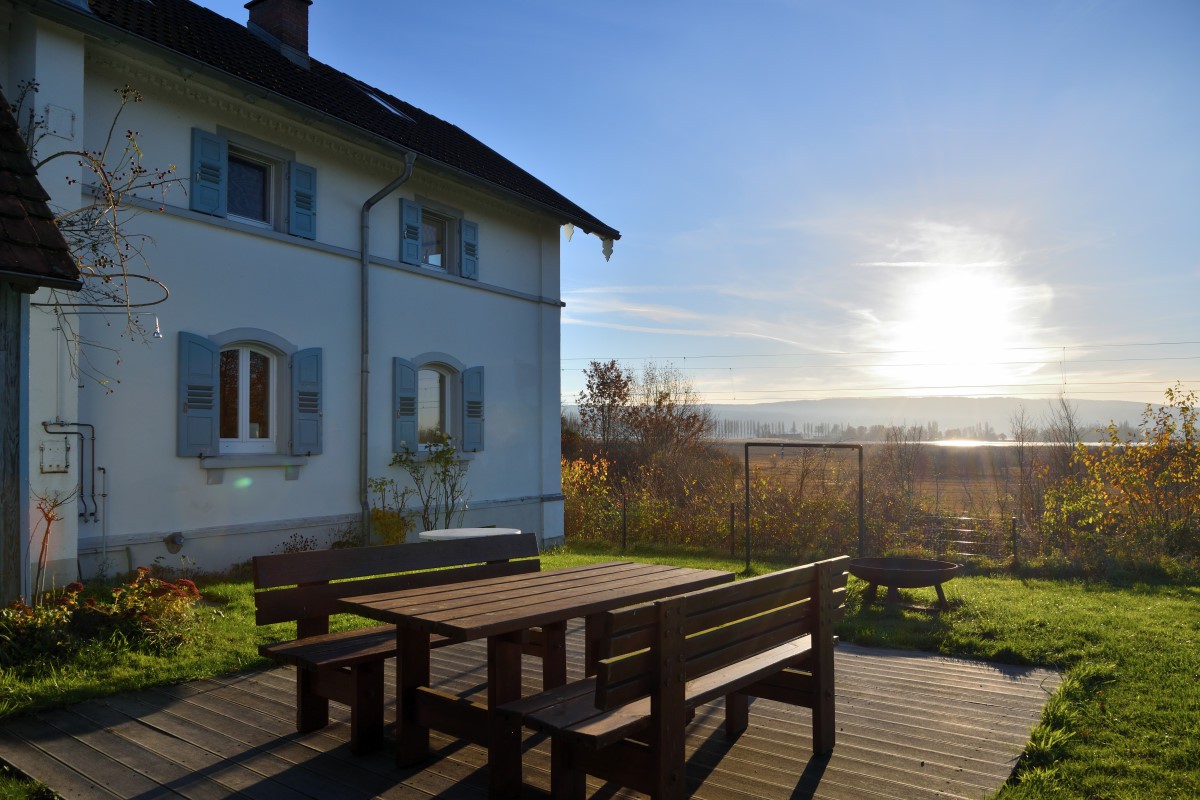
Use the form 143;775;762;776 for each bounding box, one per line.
0;629;1059;799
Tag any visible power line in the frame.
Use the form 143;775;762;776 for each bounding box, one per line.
562;378;1199;401
562;355;1200;373
561;340;1200;363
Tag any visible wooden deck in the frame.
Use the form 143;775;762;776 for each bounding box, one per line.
0;627;1060;799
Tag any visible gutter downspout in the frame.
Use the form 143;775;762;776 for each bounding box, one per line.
359;152;416;542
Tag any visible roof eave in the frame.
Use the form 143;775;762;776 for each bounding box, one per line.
0;268;83;292
28;0;620;241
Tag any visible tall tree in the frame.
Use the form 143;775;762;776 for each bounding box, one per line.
576;359;633;456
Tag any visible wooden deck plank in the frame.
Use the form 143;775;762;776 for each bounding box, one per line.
0;633;1058;800
0;726;124;800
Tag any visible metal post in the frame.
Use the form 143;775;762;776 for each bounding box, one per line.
1010;516;1018;565
858;447;866;558
729;502;736;557
743;443;752;572
743;441;866;566
620;500;627;553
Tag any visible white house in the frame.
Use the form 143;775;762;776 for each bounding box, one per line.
0;0;618;590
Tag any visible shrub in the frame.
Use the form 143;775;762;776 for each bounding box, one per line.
0;568;203;670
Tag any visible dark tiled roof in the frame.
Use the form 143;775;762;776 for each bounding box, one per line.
85;0;619;241
0;89;81;291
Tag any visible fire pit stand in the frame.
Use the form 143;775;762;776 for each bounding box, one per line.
847;557;961;609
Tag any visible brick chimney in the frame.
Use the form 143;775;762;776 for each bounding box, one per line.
245;0;312;56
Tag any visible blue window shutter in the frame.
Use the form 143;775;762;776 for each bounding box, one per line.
190;128;227;216
393;357;418;452
291;348;323;455
400;199;422;265
288;161;317;239
461;366;484;452
177;332;219;457
460;219;479;280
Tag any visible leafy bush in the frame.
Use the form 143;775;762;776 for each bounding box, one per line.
0;568;202;670
367;475;416;544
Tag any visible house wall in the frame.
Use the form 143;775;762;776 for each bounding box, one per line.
5;8;88;592
6;14;568;582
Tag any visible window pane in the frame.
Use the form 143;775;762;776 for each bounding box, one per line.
228;154;269;222
248;350;271;439
421;217;445;267
219;349;239;440
418;368;444;444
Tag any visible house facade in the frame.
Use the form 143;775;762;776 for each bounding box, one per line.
1;0;617;589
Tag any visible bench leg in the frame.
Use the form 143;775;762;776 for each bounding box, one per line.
583;614;602;676
724;691;749;737
396;628;430;766
350;660;385;754
296;669;329;733
550;738;586;799
488;635;525;798
541;620;568;689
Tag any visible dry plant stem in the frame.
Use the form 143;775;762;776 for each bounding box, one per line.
14;81;181;389
27;489;76;603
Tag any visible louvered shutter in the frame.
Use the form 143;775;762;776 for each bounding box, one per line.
288;162;317;239
400;199;422;265
291;348;323;455
461;366;484;452
190;128;227;216
393;357;418;451
177;332;219;456
460;219;479;280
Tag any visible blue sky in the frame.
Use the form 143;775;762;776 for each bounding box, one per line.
195;0;1200;406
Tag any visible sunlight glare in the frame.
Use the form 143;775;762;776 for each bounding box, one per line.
871;222;1049;394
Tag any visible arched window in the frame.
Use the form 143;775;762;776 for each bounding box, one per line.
220;344;276;453
393;355;484;453
177;331;323;459
417;367;447;445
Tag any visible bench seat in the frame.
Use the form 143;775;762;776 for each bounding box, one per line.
500;636;816;750
494;556;848;799
259;625;455;671
253;533;540;753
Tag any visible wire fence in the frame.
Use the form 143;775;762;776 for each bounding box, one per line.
570;496;1025;568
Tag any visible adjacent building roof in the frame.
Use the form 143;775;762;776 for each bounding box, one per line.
0;89;82;292
76;0;620;242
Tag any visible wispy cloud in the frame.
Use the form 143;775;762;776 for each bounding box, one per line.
561;316;810;347
858;260;1009;269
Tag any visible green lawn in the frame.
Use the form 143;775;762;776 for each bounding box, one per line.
1;546;1197;799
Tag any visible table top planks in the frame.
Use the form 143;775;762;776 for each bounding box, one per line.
339;561;735;640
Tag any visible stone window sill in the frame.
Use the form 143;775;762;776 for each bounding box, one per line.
199;454;310;484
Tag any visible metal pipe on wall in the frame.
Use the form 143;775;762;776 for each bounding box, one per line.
358;151;416;541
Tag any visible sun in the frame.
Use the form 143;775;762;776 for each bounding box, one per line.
869;224;1049;394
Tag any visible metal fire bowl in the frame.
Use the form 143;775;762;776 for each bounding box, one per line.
847;557;961;589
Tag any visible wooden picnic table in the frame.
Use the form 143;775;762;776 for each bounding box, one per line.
338;560;734;798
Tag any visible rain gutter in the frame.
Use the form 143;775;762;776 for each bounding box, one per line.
358;152;416;539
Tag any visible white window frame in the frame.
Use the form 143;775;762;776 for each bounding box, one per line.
219;343;279;454
226;148;275;229
416;198;462;275
218;129;293;233
413;354;463;450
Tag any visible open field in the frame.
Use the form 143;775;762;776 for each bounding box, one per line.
722;439;1054;516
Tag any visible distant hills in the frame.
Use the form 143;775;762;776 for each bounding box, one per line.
704;396;1151;439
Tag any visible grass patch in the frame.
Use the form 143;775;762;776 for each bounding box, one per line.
1;544;1197;799
839;574;1199;799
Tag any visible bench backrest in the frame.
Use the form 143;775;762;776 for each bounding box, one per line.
594;555;849;710
253;532;540;635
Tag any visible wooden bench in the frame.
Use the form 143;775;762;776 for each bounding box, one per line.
495;554;848;799
253;532;540;753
